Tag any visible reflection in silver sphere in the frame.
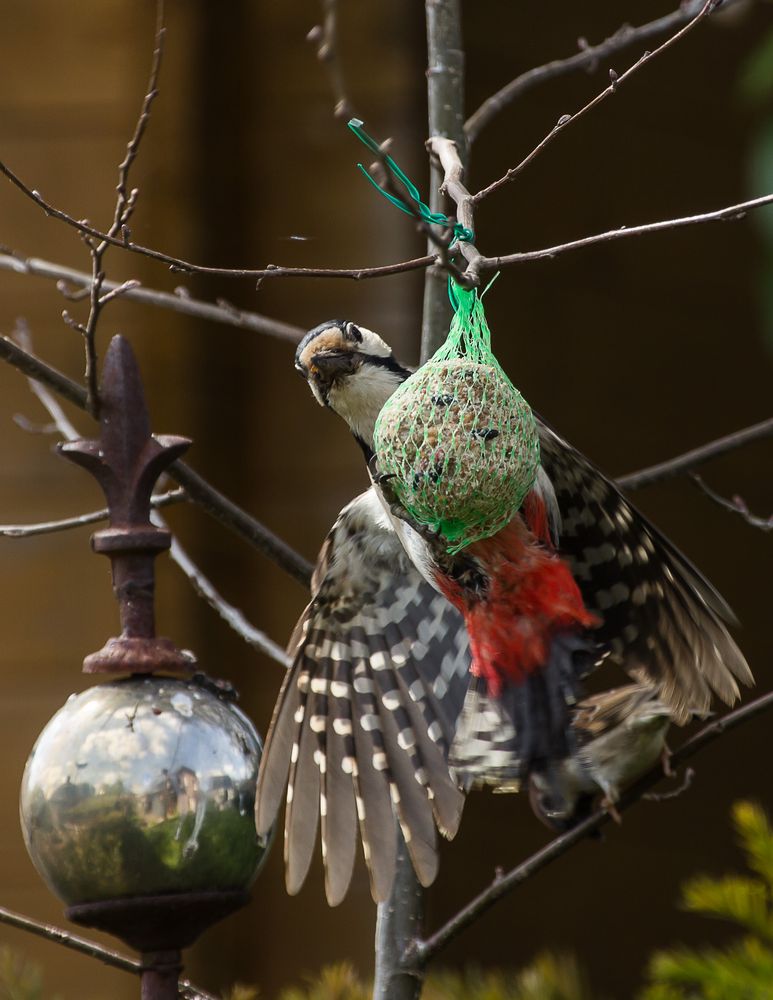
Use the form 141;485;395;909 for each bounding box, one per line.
20;677;270;906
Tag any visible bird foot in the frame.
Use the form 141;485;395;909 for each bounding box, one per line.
601;796;622;824
369;457;447;549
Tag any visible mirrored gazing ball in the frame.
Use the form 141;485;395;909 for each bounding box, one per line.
20;677;271;906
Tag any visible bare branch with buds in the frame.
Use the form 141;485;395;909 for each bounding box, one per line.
472;0;721;204
464;0;742;143
406;690;773;968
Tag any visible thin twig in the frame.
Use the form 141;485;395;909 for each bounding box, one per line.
13;321;83;442
0;334;313;587
169;462;313;587
0;488;185;538
97;279;141;307
406;689;773;968
464;0;739;143
73;0;166;416
0;905;218;1000
617;417;773;490
251;256;436;283
17;339;298;663
152;507;292;667
4;155;773;286
477;192;773;269
0;252;304;342
0;905;139;974
0;155;435;282
690;474;773;531
473;0;720;204
111;1;166;238
307;0;356;120
0;335;87;408
5;173;772;281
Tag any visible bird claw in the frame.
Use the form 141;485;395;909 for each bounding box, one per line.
369;457;447;549
601;797;623;824
369;459;406;514
661;745;674;778
369;459;404;510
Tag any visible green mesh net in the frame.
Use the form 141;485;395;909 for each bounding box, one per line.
373;284;540;553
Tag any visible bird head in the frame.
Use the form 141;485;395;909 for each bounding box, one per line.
527;771;585;832
295;320;411;454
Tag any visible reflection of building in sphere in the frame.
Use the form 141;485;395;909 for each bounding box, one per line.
144;766;201;822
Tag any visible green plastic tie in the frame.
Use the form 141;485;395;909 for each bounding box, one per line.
348;119;474;245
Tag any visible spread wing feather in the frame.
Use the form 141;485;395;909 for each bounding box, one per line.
255;489;470;904
537;421;753;722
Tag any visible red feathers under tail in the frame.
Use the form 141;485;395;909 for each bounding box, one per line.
435;511;601;774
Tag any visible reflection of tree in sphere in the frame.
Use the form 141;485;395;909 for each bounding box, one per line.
20;677;270;906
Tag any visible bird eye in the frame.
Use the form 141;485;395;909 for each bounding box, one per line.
346;323;363;343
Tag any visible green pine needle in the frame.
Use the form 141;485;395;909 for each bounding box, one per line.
641;801;773;999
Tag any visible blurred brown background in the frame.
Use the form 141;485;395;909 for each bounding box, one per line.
0;1;771;997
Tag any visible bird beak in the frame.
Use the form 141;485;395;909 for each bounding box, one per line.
310;350;359;379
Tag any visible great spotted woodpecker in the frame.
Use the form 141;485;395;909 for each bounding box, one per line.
255;319;752;904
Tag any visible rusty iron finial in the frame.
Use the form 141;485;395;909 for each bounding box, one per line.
59;335;194;675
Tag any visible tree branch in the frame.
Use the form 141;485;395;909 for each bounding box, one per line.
70;0;166;415
0;334;313;587
352;129;469;288
373;835;425;1000
690;474;773;531
15;362;293;665
406;689;773;968
464;0;739;143
0;252;304;342
476;192;773;269
154;507;292;666
0;905;217;1000
0;154;434;282
422;0;467;358
0;488;184;538
169;461;313;587
373;6;469;998
111;1;165;239
617;417;773;490
0;905;140;975
5;181;771;285
473;0;720;204
307;0;356;121
427;136;483;283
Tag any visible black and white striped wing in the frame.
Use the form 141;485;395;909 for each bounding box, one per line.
448;676;521;791
255;489;470;906
537;422;753;722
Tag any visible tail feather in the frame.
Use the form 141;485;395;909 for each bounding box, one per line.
449;676;520;790
450;631;598;787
